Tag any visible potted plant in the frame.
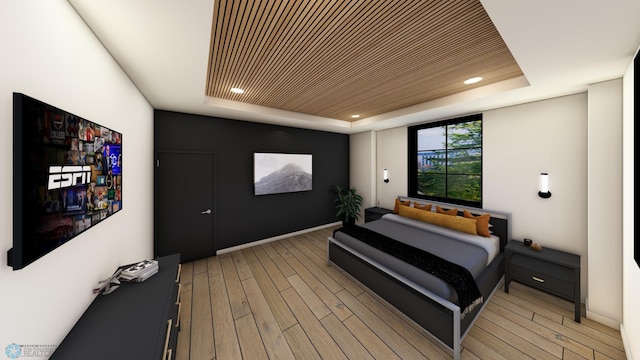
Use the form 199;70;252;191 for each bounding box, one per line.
333;185;364;226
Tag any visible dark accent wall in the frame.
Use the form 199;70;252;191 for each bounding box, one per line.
154;110;349;251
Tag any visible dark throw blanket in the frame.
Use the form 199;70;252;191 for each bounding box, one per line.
334;225;483;318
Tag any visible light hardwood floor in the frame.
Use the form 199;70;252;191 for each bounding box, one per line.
175;226;626;360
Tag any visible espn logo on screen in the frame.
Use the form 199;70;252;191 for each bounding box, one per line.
47;165;92;190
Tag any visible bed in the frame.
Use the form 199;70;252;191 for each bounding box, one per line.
327;197;510;360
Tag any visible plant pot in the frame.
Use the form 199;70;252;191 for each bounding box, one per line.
342;217;356;227
333;185;363;226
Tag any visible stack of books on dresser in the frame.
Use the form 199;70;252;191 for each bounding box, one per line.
119;259;159;282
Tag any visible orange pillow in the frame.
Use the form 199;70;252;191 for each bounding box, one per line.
436;205;458;216
414;203;432;211
398;206;477;235
463;210;491;237
393;199;411;214
440;215;477;236
398;205;443;226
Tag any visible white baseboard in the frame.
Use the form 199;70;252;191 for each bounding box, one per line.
620;323;633;360
216;221;342;255
586;309;621;330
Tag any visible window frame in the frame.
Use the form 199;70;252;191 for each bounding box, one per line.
408;113;483;208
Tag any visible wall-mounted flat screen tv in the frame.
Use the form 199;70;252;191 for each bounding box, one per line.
254;153;312;195
635;50;639;269
8;93;123;270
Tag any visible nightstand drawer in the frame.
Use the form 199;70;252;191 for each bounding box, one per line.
509;254;574;299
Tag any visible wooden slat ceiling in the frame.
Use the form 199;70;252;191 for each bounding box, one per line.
206;0;524;122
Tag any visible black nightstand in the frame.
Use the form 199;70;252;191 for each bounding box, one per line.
364;207;393;222
505;240;581;322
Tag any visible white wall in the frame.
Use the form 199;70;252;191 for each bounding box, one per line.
0;0;154;355
485;94;590;302
376;126;408;209
587;79;623;327
366;93;593;303
350;131;376;223
622;50;639;360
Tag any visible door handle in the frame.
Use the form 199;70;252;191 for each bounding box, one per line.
201;209;212;215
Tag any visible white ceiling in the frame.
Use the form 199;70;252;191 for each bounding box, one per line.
67;0;640;134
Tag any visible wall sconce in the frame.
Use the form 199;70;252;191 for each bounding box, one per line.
383;168;389;183
538;172;552;198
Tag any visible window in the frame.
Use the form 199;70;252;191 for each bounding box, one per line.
408;114;482;208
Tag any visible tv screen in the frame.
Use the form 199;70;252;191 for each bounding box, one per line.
635;50;639;269
8;93;123;270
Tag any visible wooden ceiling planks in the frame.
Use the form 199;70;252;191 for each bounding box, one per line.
206;0;523;121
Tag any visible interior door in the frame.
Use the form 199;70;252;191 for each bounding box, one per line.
155;151;215;262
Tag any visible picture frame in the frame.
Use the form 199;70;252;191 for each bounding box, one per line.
254;152;312;195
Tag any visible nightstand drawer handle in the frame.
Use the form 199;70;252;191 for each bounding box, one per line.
532;276;545;283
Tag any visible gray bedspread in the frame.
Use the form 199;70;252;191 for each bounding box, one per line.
332;217;488;303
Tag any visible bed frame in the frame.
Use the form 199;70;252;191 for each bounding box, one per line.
327;197;510;360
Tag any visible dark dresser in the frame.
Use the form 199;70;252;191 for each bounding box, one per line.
50;253;182;359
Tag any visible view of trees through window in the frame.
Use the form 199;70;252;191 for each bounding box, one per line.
408;114;482;207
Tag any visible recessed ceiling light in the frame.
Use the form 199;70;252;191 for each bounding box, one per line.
230;87;245;94
350;114;360;118
463;77;483;85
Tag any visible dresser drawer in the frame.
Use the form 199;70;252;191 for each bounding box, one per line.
166;266;182;359
162;319;174;360
509;254;574;300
